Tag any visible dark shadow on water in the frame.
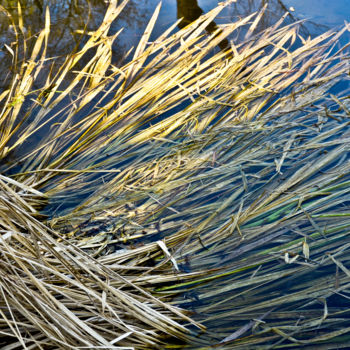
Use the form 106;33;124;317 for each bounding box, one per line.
177;0;229;51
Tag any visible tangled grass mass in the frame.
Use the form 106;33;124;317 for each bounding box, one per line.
0;0;350;348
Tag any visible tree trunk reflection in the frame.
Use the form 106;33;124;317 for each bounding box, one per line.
176;0;229;51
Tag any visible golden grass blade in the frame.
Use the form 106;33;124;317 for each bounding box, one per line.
127;1;162;82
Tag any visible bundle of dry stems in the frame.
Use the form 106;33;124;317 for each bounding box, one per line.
0;0;350;348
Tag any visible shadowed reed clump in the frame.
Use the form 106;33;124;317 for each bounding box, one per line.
0;0;350;348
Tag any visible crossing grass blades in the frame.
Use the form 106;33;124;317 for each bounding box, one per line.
0;0;350;348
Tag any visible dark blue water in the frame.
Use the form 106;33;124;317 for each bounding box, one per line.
1;0;349;69
1;1;349;95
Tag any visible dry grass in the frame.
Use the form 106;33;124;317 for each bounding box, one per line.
0;0;350;348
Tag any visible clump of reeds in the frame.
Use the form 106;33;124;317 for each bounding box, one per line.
0;0;349;348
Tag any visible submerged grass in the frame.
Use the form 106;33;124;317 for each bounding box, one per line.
0;0;350;348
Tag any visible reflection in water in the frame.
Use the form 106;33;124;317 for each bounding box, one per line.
0;0;337;87
176;0;229;51
0;0;156;88
33;0;43;12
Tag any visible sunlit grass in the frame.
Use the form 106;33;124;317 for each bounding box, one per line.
0;0;349;348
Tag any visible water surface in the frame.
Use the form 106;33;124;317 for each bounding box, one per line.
1;0;349;80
